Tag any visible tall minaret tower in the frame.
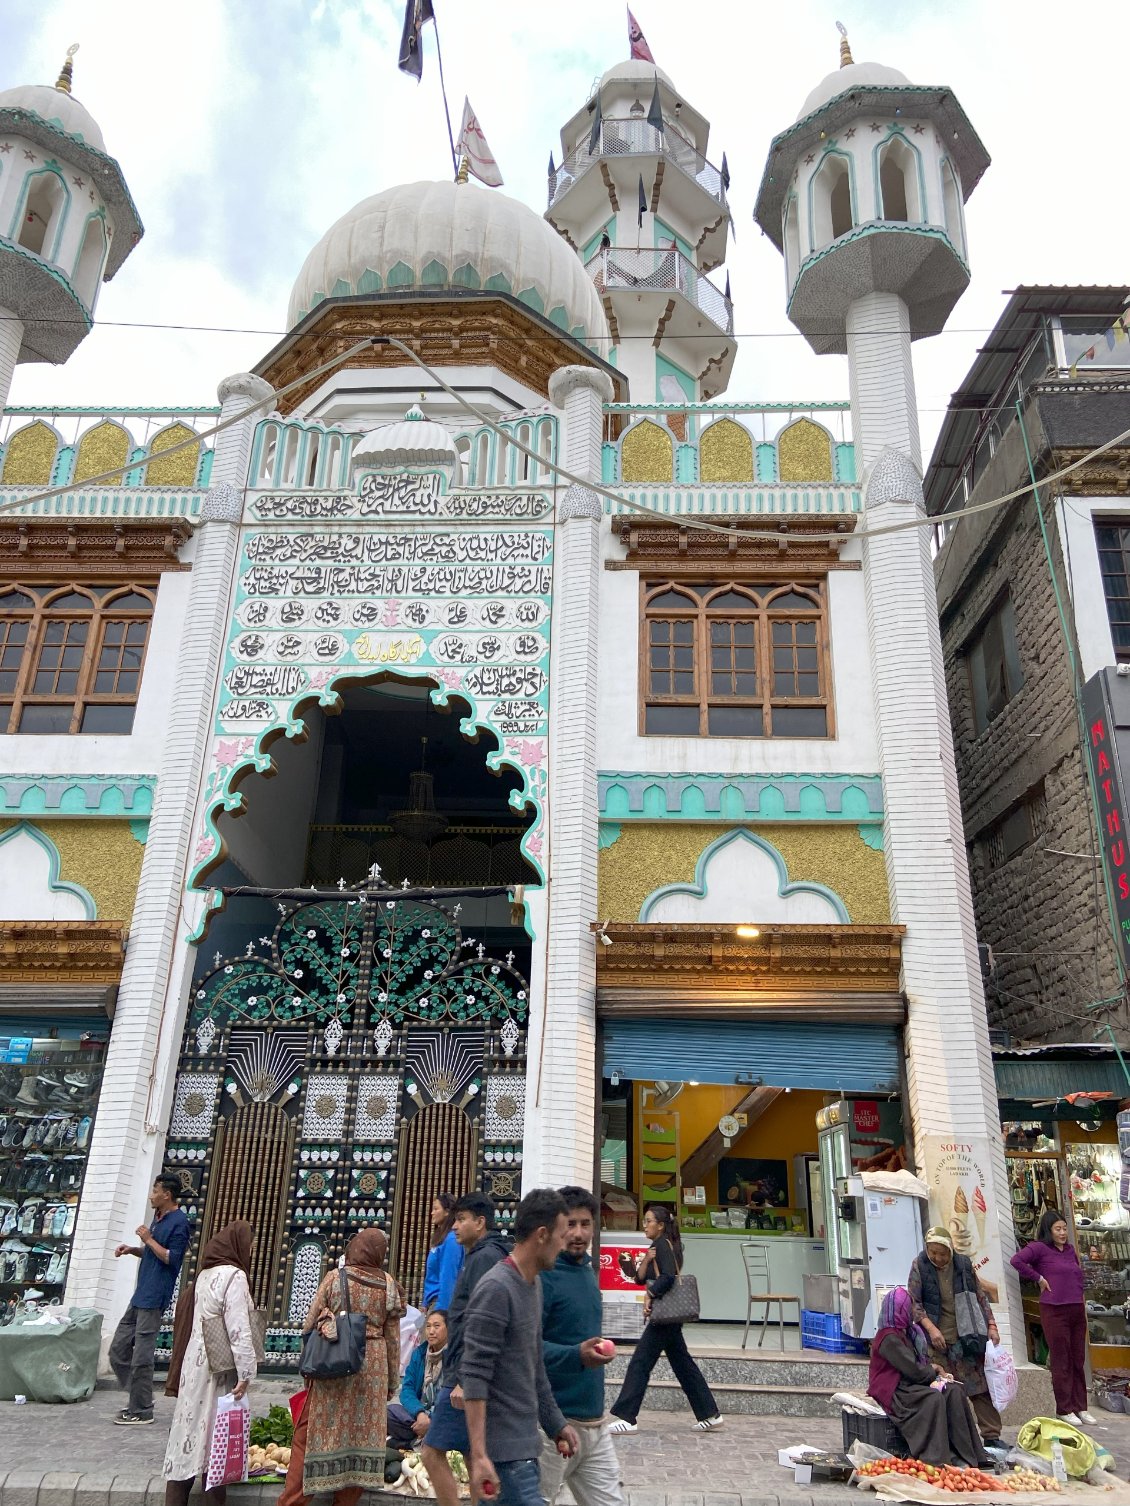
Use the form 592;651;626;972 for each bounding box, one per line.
547;59;735;402
755;37;1022;1345
0;48;143;407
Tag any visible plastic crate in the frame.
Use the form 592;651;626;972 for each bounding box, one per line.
841;1409;909;1458
801;1308;869;1355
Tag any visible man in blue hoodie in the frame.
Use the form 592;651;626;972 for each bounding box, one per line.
539;1187;622;1506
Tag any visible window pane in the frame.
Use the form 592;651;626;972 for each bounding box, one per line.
797;673;820;696
645;703;700;735
45;592;93;610
796;622;816;644
101;622;125;647
673;647;693;668
708;704;763;737
651;622;672;645
673;621;693;644
104;592;152;612
648;589;696;610
673;672;695;695
771;706;827;737
18;704;74;733
735;673;757;695
0;590;36;610
770;591;818;610
734;623;755;645
80;703;136;734
708;589;757;610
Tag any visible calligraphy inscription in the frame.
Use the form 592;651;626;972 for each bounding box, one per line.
251;472;551;522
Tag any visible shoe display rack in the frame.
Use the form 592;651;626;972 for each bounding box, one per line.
0;1039;105;1313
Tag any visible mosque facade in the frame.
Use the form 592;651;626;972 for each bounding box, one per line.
0;39;1021;1353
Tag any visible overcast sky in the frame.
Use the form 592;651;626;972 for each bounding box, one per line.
5;0;1126;460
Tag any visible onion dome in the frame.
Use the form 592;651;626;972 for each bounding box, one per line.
352;406;461;478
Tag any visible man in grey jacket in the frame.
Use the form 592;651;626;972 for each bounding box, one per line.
462;1188;579;1506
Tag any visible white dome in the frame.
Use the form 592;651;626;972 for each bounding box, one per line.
288;179;609;345
598;58;675;92
798;60;911;121
353;406;460;471
0;83;105;150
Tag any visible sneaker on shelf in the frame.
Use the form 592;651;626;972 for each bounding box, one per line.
75;1117;92;1150
64;1072;97;1091
113;1411;154;1426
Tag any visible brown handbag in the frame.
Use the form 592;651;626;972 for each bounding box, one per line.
202;1269;268;1372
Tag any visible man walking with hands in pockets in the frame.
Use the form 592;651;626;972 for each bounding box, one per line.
461;1189;579;1506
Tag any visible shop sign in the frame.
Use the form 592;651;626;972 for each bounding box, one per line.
853;1100;880;1134
1082;670;1130;974
0;1037;32;1063
920;1135;1003;1302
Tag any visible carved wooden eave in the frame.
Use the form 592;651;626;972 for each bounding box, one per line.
255;295;626;415
593;922;906;1022
607;514;860;574
0;517;192;575
0;921;126;994
1050;446;1130;497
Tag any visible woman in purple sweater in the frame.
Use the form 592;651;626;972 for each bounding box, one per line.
1010;1210;1094;1425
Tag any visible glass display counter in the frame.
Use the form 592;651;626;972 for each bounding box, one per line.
1065;1141;1130;1353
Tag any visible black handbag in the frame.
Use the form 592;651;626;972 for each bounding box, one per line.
298;1267;368;1379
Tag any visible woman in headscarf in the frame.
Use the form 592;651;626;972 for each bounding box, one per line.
163;1221;258;1506
279;1228;406;1506
868;1287;992;1468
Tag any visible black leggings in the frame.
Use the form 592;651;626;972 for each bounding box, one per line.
610;1321;718;1423
165;1476;227;1506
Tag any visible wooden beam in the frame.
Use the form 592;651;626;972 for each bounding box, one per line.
680;1085;784;1187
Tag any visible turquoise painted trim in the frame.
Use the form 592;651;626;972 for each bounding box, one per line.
598;771;883;820
8;162;72;264
755;442;778;482
871;128;928;224
125;445;146;487
129;819;150;844
604;401;850;413
0;236;91;332
938;156;967;257
638;827;850;923
198;448;214;486
601;484;861;516
806;147;857;254
3;407;220;417
72;209;109;314
598;822;622;850
0;774;156;817
602;442;618;484
0;489;204;519
833;442;856;483
858;823;884;852
52;443;73;485
0;822;96;918
675;443;698;483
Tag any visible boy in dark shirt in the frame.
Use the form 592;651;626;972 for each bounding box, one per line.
109;1174;190;1424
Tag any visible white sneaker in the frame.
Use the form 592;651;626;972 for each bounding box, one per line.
692;1415;724;1432
607;1419;637;1435
1077;1410;1098;1425
1058;1412;1082;1425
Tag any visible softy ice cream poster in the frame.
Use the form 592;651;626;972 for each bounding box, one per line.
921;1135;1003;1302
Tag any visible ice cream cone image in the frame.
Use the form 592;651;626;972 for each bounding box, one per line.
950;1187;973;1253
973;1185;987;1245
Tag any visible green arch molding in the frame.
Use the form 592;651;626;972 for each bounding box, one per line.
0;821;96;919
638;827;850;924
598;771;883;821
0;774;156;817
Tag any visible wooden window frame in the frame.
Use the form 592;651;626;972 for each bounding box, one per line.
964;590;1024;736
639;577;834;739
0;581;157;736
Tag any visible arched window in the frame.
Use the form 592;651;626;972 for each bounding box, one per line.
783;197;801;283
303;430;321;487
16;170;67;260
878;137;921;222
777;417;834;483
475;430;490;486
257;424;280;486
811;155;853;250
72;216;108;309
941;159;964;255
324;434;343;488
281;427;300;487
495;433;509;485
144;422;200;487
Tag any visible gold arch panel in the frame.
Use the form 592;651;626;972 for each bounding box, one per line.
621;420;673;483
72;421;130;486
1;421;58;485
145;423;201;487
700;418;754;483
778;418;834;483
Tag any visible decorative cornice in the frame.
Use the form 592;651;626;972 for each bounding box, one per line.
0;775;156;818
256;298;625;416
0;920;126;986
0;516;192;573
593;921;905;1006
201;481;244;522
1050;446;1130;497
609;513;858;571
598;770;884;820
217;372;274;408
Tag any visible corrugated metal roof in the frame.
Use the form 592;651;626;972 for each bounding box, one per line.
994;1056;1130;1099
992;1041;1122;1059
923;285;1130;516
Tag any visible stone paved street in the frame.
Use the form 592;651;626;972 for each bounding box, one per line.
0;1380;1127;1506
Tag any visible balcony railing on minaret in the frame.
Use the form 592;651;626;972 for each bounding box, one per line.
548;118;729;211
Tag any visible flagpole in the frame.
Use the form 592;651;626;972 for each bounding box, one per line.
430;4;459;177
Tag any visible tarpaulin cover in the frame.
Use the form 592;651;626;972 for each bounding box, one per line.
0;1307;102;1402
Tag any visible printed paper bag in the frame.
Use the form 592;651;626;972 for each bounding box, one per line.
206;1391;250;1491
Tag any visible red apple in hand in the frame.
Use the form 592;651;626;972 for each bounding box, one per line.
595;1339;615;1358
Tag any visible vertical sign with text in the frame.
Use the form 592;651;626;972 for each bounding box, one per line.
1081;670;1130;973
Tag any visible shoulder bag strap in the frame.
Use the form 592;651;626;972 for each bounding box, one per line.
337;1264;352;1316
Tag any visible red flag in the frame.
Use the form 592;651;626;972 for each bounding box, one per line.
627;7;655;62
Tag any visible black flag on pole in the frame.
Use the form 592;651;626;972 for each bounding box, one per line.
721;151;731;190
724;272;731;302
398;0;435;80
637;174;647;228
548;151;556;176
647;77;663;135
588;90;603;154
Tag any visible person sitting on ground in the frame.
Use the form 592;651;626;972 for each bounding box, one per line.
868;1287;993;1469
388;1309;448;1453
908;1225;1002;1447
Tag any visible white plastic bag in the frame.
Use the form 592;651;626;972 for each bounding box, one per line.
206;1391;250;1491
984;1339;1018;1412
399;1304;424;1373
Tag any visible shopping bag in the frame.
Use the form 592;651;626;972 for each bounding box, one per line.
288;1388;308;1428
1015;1417;1096;1478
983;1340;1018;1412
206;1392;250;1491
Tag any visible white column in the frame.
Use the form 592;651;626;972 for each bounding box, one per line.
846;293;921;472
0;308;24;411
522;366;613;1188
861;448;1021;1350
66;373;273;1325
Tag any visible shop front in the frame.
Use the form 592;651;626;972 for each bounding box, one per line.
995;1043;1130;1368
0;920;123;1314
594;921;909;1338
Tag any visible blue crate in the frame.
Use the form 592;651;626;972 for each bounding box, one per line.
801;1308;869;1355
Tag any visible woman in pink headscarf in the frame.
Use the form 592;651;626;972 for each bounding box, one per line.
868;1288;992;1467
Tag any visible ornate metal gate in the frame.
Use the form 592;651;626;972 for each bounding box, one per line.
164;881;528;1359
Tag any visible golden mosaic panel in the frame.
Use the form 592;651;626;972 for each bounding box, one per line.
621;420;673;483
0;819;145;922
700;418;753;483
144;423;201;487
597;822;889;925
1;421;59;485
777;417;833;483
72;421;131;486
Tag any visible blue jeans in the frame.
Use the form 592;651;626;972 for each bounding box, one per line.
490;1458;546;1506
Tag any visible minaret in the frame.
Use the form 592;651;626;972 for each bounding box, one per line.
755;36;1022;1345
0;47;143;407
546;58;735;401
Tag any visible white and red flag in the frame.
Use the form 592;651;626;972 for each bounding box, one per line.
627;7;655;62
457;97;504;187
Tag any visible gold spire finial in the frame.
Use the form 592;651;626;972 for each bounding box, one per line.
456;156;470;184
836;21;853;68
55;43;79;94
